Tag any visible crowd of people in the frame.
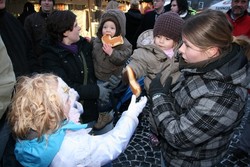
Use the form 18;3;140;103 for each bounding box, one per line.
0;0;250;166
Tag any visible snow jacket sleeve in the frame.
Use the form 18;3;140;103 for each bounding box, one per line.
0;36;16;119
50;112;139;167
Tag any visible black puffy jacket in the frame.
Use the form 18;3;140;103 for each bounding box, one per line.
41;37;99;123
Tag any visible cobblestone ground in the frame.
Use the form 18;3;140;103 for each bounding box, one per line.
112;98;250;167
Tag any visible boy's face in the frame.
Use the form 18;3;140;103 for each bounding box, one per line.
102;21;116;37
154;35;175;51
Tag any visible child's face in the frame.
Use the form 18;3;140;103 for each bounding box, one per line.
102;21;116;37
154;35;175;51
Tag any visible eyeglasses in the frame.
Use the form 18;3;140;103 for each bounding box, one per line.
153;0;162;3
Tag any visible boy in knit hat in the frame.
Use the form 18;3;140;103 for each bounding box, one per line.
92;9;132;130
123;11;184;148
123;11;184;93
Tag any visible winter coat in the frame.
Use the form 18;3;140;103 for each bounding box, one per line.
93;9;132;81
0;8;32;76
125;8;143;50
151;43;250;166
0;36;16;119
226;10;250;38
126;29;180;92
15;111;139;167
24;10;52;71
41;37;99;123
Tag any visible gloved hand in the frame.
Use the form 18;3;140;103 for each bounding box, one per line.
98;82;112;103
148;73;172;98
108;75;121;89
125;95;147;117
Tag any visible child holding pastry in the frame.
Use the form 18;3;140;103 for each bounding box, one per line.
123;12;184;93
123;12;184;148
92;9;132;130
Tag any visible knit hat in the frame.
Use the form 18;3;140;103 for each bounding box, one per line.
153;12;184;42
39;0;55;5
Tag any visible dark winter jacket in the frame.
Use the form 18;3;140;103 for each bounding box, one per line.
0;8;32;76
41;37;99;123
24;10;52;71
125;8;142;50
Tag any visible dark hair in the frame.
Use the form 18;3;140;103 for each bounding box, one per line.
46;10;76;43
171;0;189;14
96;16;121;39
22;2;35;13
39;0;55;5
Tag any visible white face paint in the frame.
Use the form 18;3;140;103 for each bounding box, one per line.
57;77;83;123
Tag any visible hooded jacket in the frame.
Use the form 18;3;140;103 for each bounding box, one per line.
151;43;250;166
92;9;132;81
126;29;180;92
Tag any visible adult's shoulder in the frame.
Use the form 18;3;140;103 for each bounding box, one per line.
25;12;39;20
78;36;93;51
143;10;156;17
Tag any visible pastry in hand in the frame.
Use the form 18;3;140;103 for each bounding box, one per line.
101;34;124;47
126;66;141;97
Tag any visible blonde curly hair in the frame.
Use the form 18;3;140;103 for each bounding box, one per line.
8;73;67;140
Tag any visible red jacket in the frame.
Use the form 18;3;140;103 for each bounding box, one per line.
226;10;250;38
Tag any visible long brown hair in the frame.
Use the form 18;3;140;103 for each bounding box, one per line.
182;9;250;59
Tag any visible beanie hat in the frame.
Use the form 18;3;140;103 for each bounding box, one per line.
39;0;55;5
153;12;184;42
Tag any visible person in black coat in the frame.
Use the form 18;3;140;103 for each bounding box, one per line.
125;0;143;50
17;2;35;25
40;10;111;124
0;0;35;166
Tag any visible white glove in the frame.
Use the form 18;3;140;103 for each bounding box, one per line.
124;95;147;118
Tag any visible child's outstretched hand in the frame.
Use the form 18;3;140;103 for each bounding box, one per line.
125;95;147;117
102;43;113;56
